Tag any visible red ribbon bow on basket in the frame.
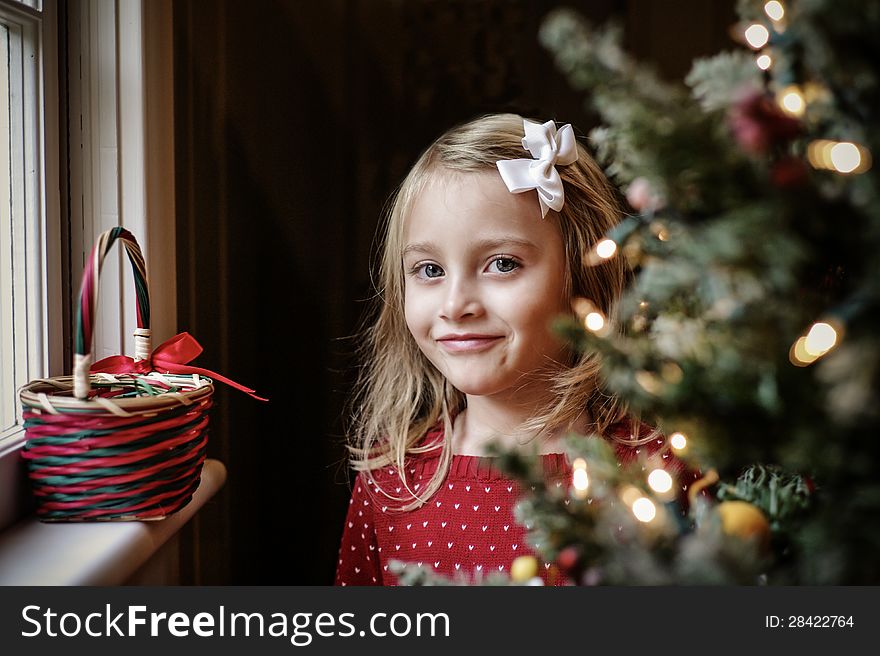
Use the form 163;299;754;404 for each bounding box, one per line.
90;332;268;401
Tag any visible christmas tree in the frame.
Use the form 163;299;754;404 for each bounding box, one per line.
395;0;880;586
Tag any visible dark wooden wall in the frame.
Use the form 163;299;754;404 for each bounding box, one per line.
172;0;735;584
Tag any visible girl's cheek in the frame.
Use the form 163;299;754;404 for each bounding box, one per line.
404;293;430;334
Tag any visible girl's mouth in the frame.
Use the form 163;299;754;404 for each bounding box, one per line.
436;336;503;353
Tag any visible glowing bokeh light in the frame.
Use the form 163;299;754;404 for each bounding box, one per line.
585;312;606;332
632;497;657;523
780;88;805;116
764;1;784;21
596;239;618;259
572;458;590;498
829;142;862;173
744;23;770;49
670;432;687;450
803;322;838;356
648;469;673;494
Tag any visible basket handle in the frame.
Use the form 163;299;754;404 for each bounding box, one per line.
73;227;151;399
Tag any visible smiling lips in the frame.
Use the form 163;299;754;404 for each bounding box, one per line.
436;334;503;353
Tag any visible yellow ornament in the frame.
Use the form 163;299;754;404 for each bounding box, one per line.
510;555;539;582
717;500;771;550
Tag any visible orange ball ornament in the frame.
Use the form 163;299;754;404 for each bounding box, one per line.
717;500;771;550
511;555;539;583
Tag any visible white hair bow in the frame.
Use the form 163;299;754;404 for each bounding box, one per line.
496;119;579;217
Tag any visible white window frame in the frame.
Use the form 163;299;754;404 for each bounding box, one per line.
0;0;176;533
0;0;61;451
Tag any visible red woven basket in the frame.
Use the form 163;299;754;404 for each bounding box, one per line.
17;228;260;521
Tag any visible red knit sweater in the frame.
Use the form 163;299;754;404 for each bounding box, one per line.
334;423;698;586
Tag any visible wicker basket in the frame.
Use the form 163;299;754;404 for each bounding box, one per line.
18;228;217;521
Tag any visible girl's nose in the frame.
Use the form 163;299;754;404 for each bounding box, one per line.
440;276;484;321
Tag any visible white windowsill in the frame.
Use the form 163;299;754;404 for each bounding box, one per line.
0;458;226;585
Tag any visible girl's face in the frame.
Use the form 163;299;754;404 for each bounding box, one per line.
402;170;570;403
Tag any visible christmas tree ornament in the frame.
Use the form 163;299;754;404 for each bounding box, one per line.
511;555;540;583
716;501;771;551
555;546;585;582
728;90;801;154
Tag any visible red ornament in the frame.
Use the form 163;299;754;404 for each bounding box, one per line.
729;90;802;155
555;546;584;579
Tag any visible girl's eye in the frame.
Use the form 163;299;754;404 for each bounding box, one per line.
415;263;444;279
489;257;520;274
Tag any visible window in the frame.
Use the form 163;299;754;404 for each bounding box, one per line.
1;19;15;437
0;0;175;533
0;0;61;452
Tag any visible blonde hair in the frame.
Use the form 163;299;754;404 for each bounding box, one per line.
348;113;640;510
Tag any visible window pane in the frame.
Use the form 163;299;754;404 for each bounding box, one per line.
1;21;15;434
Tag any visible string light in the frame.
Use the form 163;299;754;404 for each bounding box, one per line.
808;139;871;174
647;469;673;494
650;221;669;241
756;53;772;70
790;321;841;366
744;23;770;49
595;239;618;259
572;458;590;499
585;312;606;332
670;432;687;450
764;1;785;21
778;86;806;117
572;298;608;335
804;322;838;356
829;142;863;173
632;497;657;523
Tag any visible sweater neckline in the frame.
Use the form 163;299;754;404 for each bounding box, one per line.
410;452;570;482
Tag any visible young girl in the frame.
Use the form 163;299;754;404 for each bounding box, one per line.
335;113;692;585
